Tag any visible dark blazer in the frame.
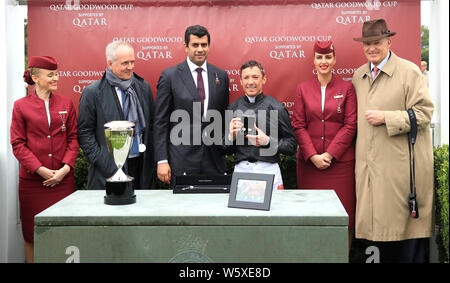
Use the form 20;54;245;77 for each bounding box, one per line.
78;72;154;189
292;76;357;162
154;60;229;175
223;93;297;164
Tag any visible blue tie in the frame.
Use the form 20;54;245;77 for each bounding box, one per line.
121;90;128;118
121;90;139;156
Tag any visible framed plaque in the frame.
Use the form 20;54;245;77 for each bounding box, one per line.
227;172;274;211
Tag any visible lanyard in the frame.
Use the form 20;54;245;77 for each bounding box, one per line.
407;108;418;218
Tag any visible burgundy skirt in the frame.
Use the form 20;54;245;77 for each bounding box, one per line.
297;158;356;228
18;172;75;243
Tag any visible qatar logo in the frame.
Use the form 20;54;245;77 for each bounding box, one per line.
336;15;371;25
136;50;173;61
73;17;107;28
269;49;305;60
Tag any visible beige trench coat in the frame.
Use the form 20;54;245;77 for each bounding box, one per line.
352;52;434;241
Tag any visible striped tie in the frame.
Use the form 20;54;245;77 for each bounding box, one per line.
373;66;379;78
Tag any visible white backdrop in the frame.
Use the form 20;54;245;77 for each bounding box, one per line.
0;1;26;263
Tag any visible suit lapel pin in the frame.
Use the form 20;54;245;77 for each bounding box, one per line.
215;73;220;85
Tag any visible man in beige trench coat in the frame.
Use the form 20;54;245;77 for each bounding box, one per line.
352;19;434;262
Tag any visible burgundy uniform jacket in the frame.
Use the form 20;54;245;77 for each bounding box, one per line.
10;92;79;180
292;76;357;162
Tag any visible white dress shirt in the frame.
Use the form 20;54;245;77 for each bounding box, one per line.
320;86;326;112
370;51;391;80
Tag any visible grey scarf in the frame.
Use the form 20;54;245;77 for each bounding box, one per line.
105;67;146;136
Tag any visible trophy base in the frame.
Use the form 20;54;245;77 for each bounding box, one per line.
104;181;136;205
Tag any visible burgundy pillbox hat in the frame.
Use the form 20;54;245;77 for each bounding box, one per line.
24;56;58;85
28;56;58;70
313;41;335;55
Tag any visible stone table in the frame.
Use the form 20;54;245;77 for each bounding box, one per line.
34;189;348;262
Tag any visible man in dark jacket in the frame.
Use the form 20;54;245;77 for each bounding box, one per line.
226;60;297;190
78;41;154;190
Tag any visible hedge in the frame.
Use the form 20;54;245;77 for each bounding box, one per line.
74;148;89;190
434;145;449;263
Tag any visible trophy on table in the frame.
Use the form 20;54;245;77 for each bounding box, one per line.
104;121;136;205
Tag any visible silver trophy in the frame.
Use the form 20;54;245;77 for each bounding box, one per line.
104;121;136;205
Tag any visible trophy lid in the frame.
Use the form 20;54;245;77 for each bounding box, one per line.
104;121;135;130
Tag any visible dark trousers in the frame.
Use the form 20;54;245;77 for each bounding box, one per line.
200;146;224;175
171;146;225;176
373;238;429;263
127;155;143;189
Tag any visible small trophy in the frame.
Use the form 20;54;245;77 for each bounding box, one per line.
104;121;136;205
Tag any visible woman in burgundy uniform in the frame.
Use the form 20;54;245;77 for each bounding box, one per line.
292;41;357;250
10;56;79;262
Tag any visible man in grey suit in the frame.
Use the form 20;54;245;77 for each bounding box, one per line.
154;25;230;184
78;41;154;189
